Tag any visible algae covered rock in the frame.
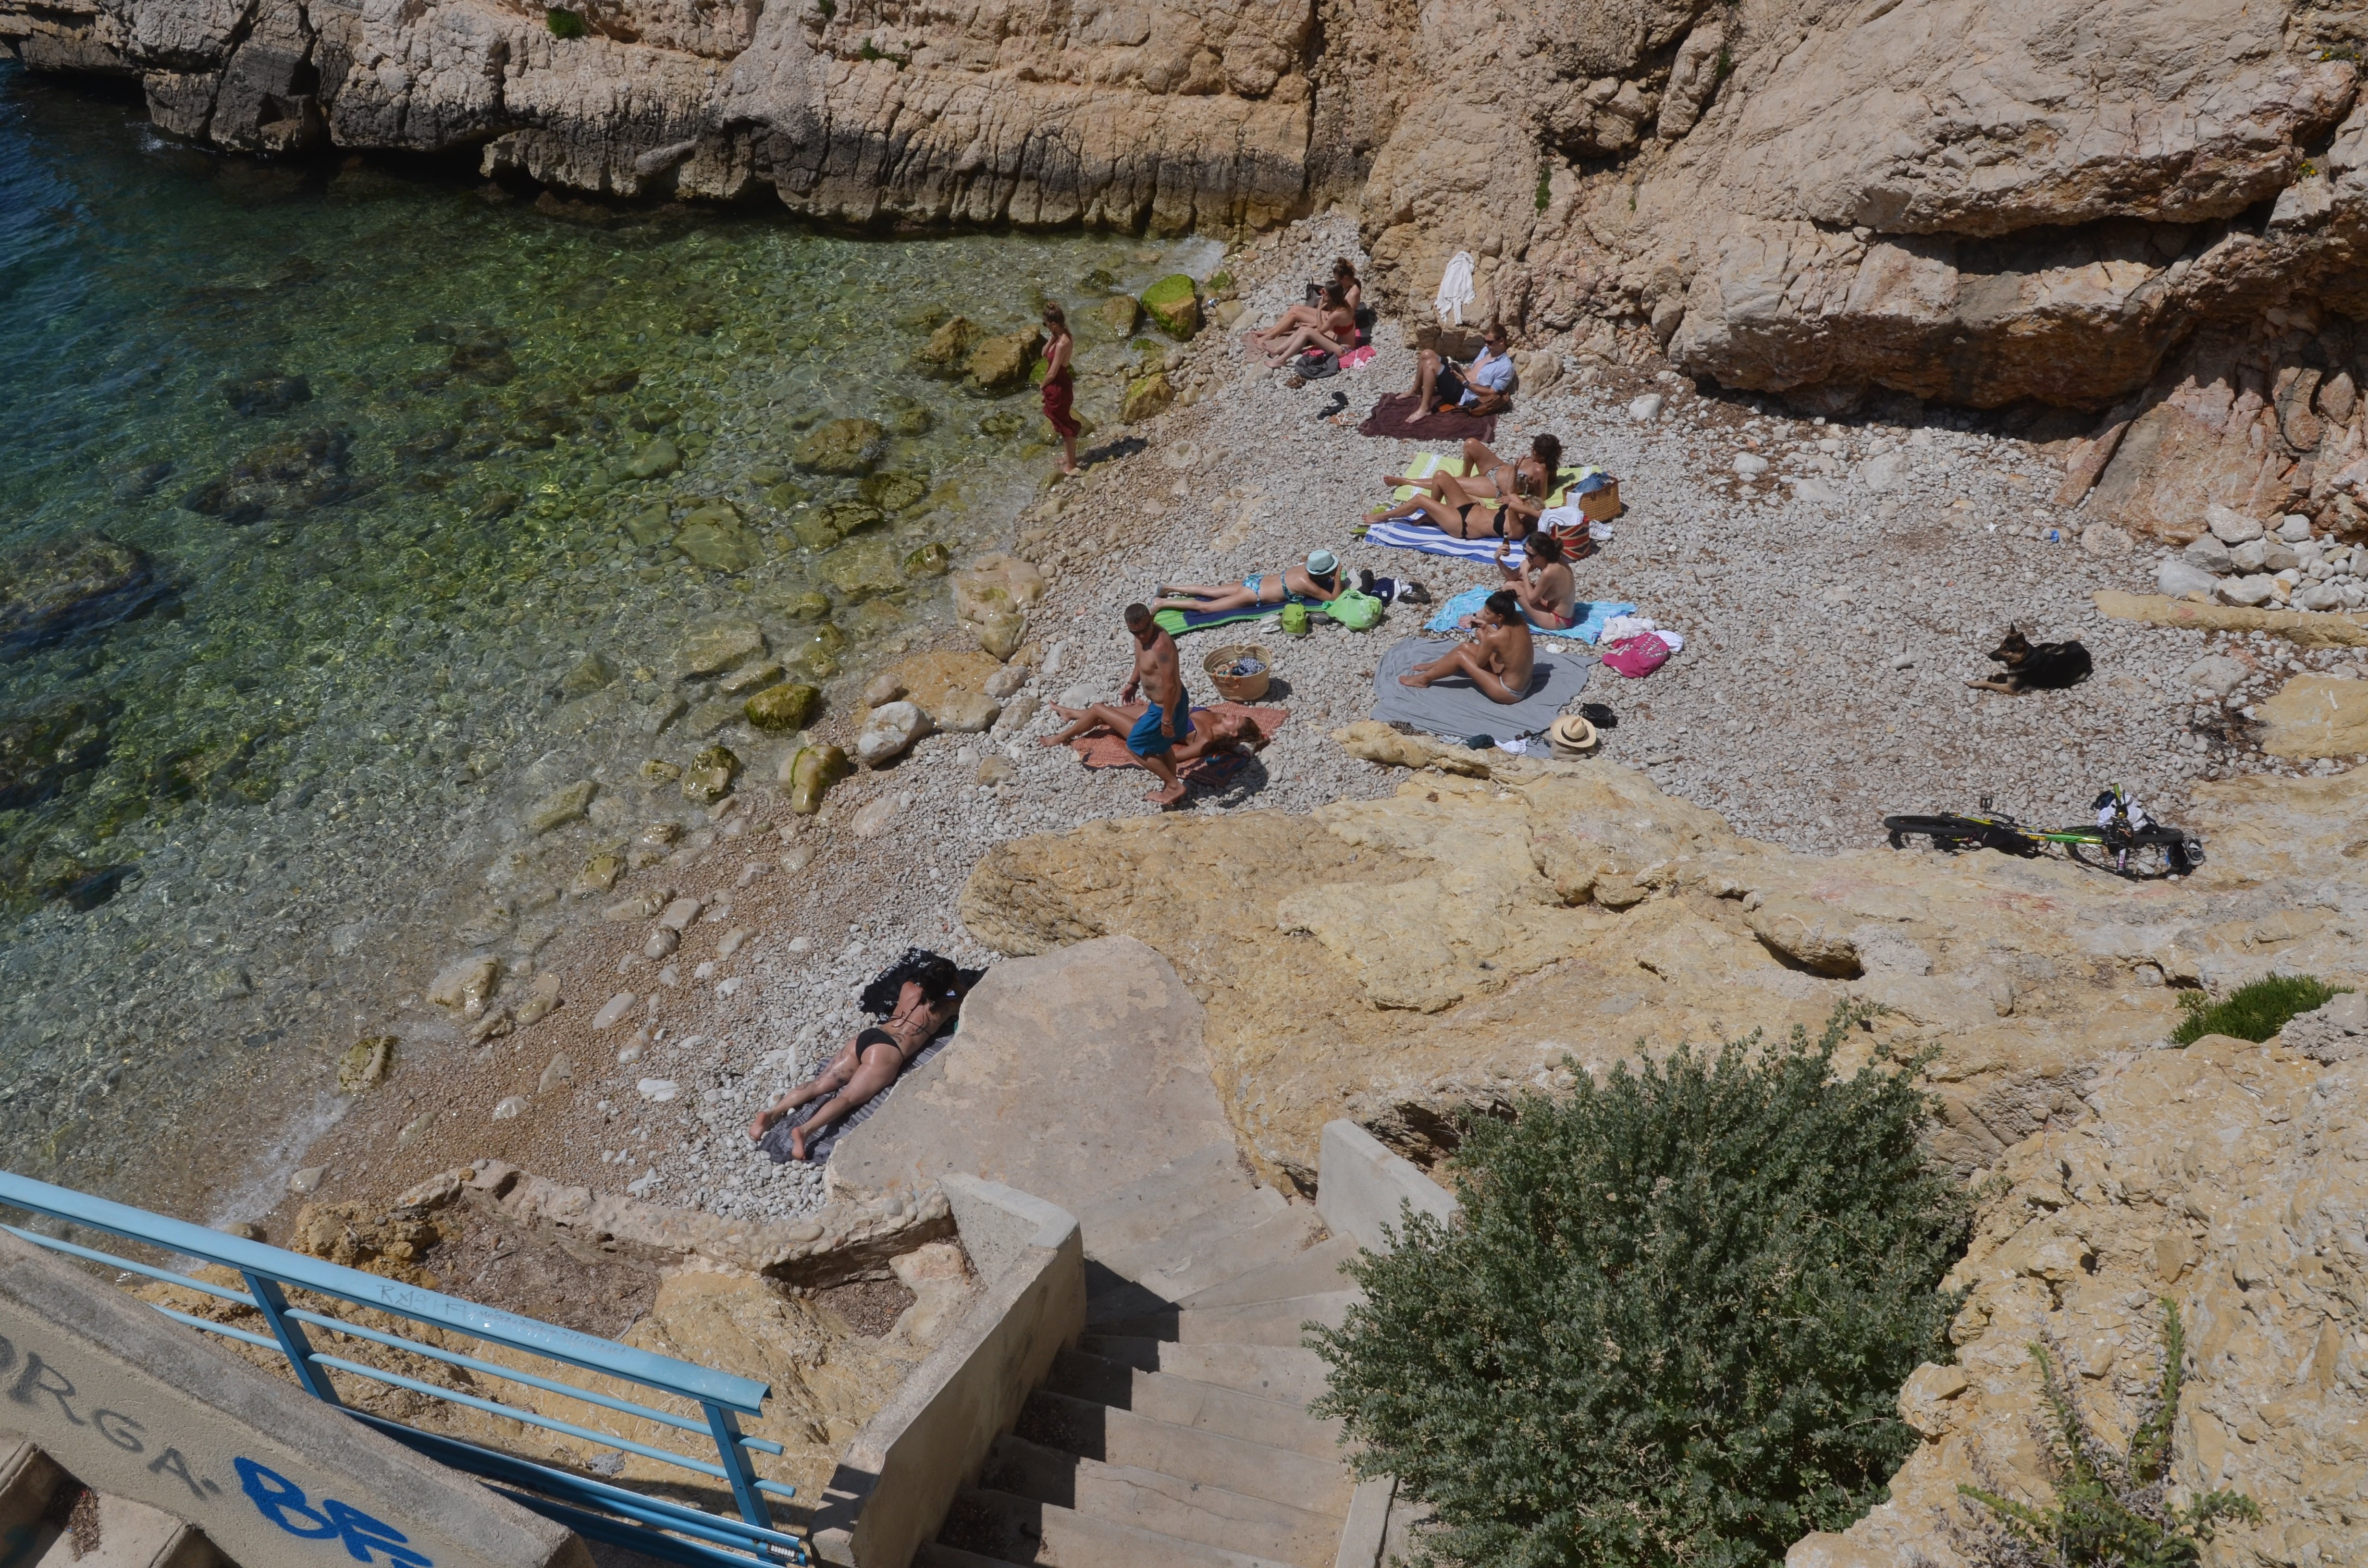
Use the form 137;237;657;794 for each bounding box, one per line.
794;418;887;476
1139;275;1201;339
624;502;676;548
1089;293;1142;340
786;743;851;814
860;471;929;513
337;1036;396;1094
0;695;112;810
678;620;766;677
904;542;952;578
782;622;847;680
622;438;682;480
974;611;1027;660
557;650;617;698
675;504;765;573
966;328;1044;395
745;683;821;733
778;588;834;623
526;779;597;834
791;514;843;552
681;745;740;803
0;535;163;657
818;537;906;602
913;316;980;377
1122;372;1174;423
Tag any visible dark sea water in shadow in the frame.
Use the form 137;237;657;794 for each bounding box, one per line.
0;61;1209;1216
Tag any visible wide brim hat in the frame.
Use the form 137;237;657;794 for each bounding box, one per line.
1546;713;1599;755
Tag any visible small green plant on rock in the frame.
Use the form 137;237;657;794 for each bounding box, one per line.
1959;1301;2257;1567
1310;1003;1968;1568
2170;973;2348;1045
544;8;587;37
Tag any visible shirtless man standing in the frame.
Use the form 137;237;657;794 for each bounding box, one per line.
1399;589;1537;704
1120;603;1192;806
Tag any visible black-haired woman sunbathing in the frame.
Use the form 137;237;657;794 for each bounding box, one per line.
746;949;979;1162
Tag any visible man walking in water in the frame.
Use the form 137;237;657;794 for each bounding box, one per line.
1119;602;1192;806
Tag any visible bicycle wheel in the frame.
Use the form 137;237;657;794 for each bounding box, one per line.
1884;815;2034;855
2068;832;2181;880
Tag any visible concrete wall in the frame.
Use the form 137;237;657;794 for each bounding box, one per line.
1314;1120;1460;1254
810;1174;1085;1568
0;1231;590;1568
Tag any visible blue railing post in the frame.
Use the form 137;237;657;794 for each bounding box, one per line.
243;1271;343;1405
702;1404;769;1533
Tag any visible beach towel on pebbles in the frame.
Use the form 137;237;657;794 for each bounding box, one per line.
1368;635;1590;739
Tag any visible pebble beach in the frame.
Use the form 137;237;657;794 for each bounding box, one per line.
268;211;2368;1234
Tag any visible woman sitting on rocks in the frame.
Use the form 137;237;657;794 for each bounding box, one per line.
747;949;981;1164
1150;550;1346;616
1250;282;1358;368
1242;258;1361;356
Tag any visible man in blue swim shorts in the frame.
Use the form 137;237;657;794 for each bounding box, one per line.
1119;602;1192;806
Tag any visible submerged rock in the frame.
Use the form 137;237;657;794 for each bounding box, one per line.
219;368;311;416
0;696;112;810
818;537;906;601
913;317;979;377
860;471;929;513
0;536;164;657
965;329;1044;395
793;418;887;476
681;744;740;803
745;682;821;733
674;504;764;573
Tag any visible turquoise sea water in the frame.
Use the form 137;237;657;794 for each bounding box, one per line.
0;62;1205;1210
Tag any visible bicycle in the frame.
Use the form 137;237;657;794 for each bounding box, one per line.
1882;792;2205;880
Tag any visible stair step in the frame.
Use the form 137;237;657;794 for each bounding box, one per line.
942;1486;1299;1568
1130;1206;1330;1304
1101;1292;1359;1349
1071;1144;1258;1261
0;1439;66;1553
1076;1338;1331;1408
1045;1353;1342;1459
1015;1391;1352;1516
1177;1234;1360;1311
30;1489;218;1568
982;1434;1343;1568
917;1544;1033;1568
1091;1186;1289;1284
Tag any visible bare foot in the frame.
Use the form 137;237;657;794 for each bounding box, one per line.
746;1110;774;1140
788;1124;809;1162
1399;670;1435;688
1145;782;1188;806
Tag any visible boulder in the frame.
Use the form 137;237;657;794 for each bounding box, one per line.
794;418;887;476
1121;373;1174;423
913;317;979;377
785;743;851;814
903;542;952;578
0;536;163;658
558;650;617;697
859;471;929;513
965;329;1045;395
2208;505;2266;544
744;683;821;733
856;700;931;766
1089;294;1141;339
2184;535;2235;573
974;611;1027;660
2217;574;2278;606
525;780;596;834
681;745;740;802
952;553;1047;627
933;691;1000;733
2154;558;2220;599
673;505;764;573
621;439;681;480
1139;275;1202;340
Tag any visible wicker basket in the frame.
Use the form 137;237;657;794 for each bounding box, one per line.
1203;643;1271;702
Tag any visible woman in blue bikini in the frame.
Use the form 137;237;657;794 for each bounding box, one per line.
1150;550;1347;617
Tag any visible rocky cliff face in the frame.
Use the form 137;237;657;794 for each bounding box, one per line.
7;0;2366;533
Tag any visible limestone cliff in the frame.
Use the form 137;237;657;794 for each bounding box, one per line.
7;0;2367;532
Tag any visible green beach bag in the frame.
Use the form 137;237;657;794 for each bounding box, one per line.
1322;588;1385;630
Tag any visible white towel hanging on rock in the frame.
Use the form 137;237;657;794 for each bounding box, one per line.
1434;251;1475;326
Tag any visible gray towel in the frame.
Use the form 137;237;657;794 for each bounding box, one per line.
1368;634;1591;739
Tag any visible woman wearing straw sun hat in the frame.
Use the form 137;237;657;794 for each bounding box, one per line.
1151;550;1348;617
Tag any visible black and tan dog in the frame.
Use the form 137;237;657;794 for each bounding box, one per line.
1967;625;2093;694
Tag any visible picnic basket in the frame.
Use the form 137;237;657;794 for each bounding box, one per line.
1203;643;1271;702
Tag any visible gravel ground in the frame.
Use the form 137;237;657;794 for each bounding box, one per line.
281;210;2366;1236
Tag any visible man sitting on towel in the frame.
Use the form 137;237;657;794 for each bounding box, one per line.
1399;588;1535;703
1410;321;1517;419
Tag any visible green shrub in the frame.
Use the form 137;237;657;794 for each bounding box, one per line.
544;8;587;37
1310;1004;1967;1568
1536;165;1553;212
2170;974;2348;1045
1960;1301;2257;1566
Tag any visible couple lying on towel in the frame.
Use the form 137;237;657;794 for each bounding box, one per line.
747;949;981;1162
1365;434;1565;540
1402;588;1535;704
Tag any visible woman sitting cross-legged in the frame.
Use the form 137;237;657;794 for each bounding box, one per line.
1495;530;1578;631
746;949;979;1163
1252;282;1357;368
1151;550;1346;616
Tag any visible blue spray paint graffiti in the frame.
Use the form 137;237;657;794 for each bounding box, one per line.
234;1459;432;1566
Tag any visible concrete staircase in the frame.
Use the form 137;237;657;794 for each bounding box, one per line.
919;1141;1365;1568
0;1438;222;1568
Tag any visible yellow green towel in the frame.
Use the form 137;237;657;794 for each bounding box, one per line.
1390;458;1604;509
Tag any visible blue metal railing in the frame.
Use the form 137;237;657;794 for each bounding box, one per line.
0;1171;806;1567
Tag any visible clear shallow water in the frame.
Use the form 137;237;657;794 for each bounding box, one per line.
0;63;1207;1211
